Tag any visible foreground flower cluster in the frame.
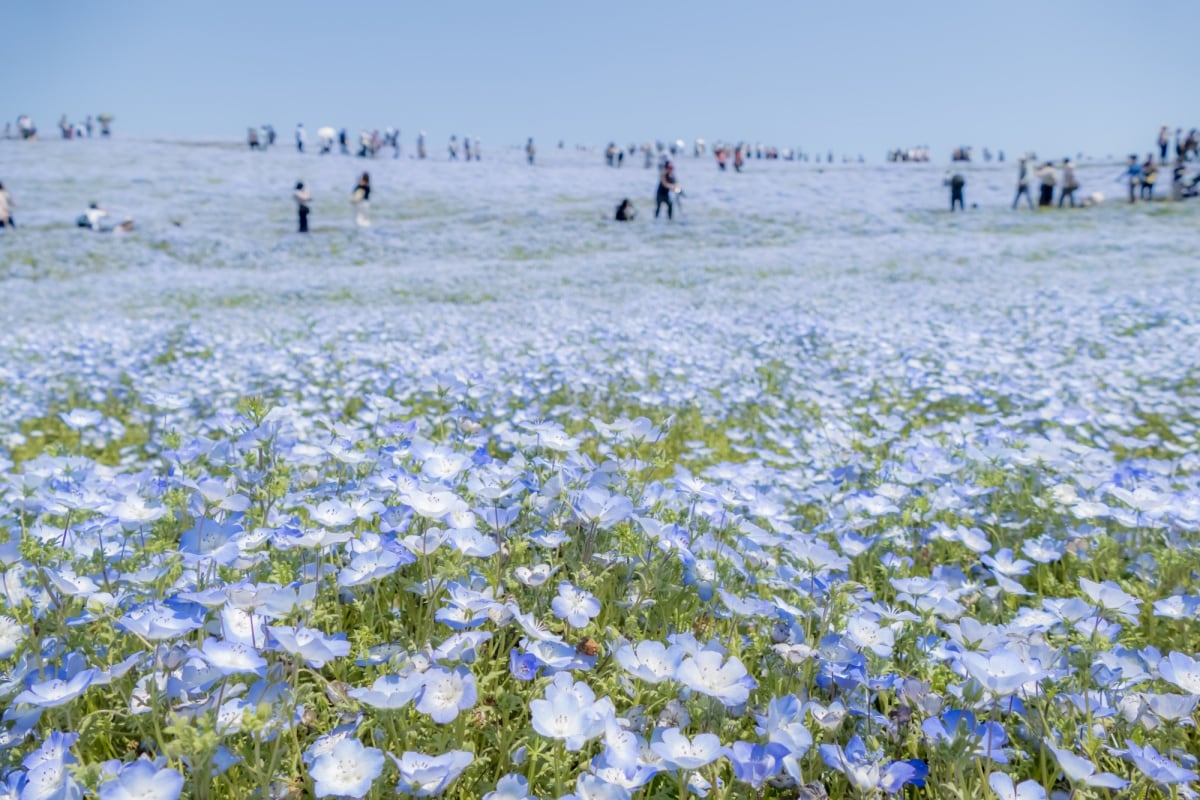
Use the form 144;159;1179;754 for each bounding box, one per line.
1;142;1199;799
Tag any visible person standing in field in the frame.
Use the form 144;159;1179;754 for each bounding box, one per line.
0;181;14;228
526;137;536;165
296;123;306;153
946;172;965;211
418;131;427;159
1059;158;1079;207
1012;158;1035;209
1123;155;1142;203
294;181;311;233
656;159;679;220
1139;154;1158;200
1036;161;1057;207
351;172;371;227
1158;126;1170;161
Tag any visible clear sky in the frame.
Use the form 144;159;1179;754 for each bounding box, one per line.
6;0;1196;159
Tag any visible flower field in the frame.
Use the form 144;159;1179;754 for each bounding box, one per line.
1;139;1200;800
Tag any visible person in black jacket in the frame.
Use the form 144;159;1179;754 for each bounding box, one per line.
656;160;679;219
946;172;965;212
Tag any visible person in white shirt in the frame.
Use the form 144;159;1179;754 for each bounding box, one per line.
1059;159;1079;207
0;181;14;228
294;182;311;233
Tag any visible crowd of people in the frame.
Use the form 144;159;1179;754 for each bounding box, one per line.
5;116;1200;234
259;124;489;162
938;124;1200;213
3;113;113;141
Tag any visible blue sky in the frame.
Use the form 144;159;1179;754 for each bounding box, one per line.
6;0;1196;159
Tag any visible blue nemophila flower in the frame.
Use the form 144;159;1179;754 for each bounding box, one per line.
1041;739;1128;789
561;773;630;800
650;728;723;771
21;731;81;800
988;772;1045;800
573;488;633;528
529;672;613;751
726;741;789;788
959;647;1046;697
1158;652;1200;694
676;650;756;706
1144;691;1199;723
195;638;267;677
592;719;652;782
921;710;1009;763
432;631;492;664
304;724;360;765
59;408;103;430
390;750;473;797
98;760;184;800
482;773;535;800
14;668;98;708
444;527;499;557
551;582;601;629
1153;594;1200;619
399;486;467;521
415;666;477;723
614;640;685;684
818;736;927;794
512;564;559;587
268;626;351;667
754;695;813;780
844;613;895;658
309;499;356;528
348;672;423;709
1113;740;1199;785
1079;578;1142;622
527;529;568;548
308;738;384;799
981;548;1033;577
509;649;541;681
0;616;27;659
338;546;413;587
119;601;206;641
220;606;269;649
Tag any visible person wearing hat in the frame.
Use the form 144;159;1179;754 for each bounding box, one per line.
294;181;311;233
656;159;679;219
1059;159;1079;207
